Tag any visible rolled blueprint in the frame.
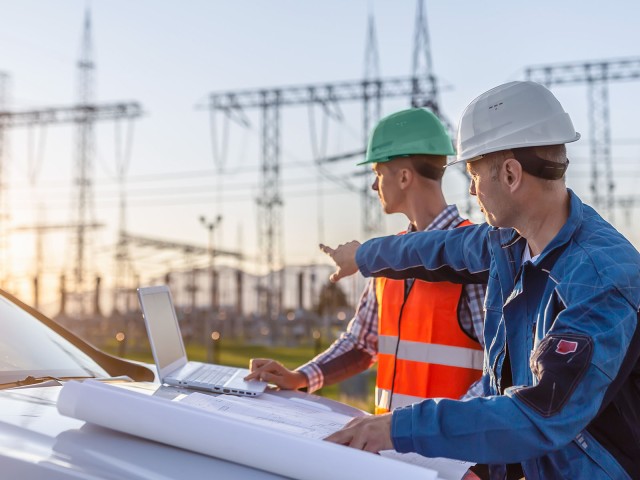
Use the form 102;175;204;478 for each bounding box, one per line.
57;380;438;480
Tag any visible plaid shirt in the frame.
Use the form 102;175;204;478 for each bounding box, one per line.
297;205;486;398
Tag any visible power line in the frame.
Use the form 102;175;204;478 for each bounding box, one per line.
526;56;640;224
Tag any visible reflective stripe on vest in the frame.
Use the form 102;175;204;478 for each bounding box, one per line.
374;219;483;414
378;335;484;370
376;389;424;412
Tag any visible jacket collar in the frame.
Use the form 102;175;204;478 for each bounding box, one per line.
534;189;582;268
492;188;583;270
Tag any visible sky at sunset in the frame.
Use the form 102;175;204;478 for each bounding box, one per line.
1;0;639;311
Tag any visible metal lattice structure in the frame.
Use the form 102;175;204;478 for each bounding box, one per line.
207;75;442;322
206;0;445;329
122;232;242;259
526;57;640;223
0;103;142;127
74;9;98;315
411;0;440;115
0;100;142;312
362;10;383;235
0;102;142;311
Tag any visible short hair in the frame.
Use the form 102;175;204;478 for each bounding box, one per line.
404;154;446;181
489;145;568;183
532;144;567;164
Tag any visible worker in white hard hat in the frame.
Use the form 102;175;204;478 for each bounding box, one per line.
322;81;640;480
246;108;487;415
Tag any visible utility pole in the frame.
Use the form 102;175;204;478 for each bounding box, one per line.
199;215;223;311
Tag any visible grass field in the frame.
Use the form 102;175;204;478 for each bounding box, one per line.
102;339;376;413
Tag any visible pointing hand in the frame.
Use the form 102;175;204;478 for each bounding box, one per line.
319;241;361;283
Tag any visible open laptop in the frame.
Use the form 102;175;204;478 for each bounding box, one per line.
138;285;266;397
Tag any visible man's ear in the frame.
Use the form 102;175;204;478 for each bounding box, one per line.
503;158;522;192
399;168;413;190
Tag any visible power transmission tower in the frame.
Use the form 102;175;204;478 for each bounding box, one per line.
362;9;383;235
0;102;142;313
257;89;283;337
112;115;136;314
205;3;445;336
74;8;97;316
411;0;441;115
206;76;440;329
525;57;640;223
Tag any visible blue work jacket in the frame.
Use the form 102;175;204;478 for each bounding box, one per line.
355;190;640;479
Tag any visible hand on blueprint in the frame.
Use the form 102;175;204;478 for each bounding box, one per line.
324;413;393;453
245;358;308;390
319;241;361;283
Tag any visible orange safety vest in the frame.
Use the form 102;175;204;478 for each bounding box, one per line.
374;220;483;414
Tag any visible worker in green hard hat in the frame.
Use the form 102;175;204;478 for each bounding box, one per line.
247;108;486;414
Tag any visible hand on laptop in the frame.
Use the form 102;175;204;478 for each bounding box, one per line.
244;359;308;390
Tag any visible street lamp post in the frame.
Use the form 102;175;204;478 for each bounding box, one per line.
199;215;223;311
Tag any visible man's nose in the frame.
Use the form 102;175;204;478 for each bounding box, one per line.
371;177;379;192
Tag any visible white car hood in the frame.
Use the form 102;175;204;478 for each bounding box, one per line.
0;383;283;480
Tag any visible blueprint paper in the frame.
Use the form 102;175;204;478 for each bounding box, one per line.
380;451;473;480
57;380;438;480
180;391;353;439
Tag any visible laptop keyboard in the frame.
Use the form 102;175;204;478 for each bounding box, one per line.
184;365;235;385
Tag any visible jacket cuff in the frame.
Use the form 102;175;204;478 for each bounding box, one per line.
355;243;372;277
391;406;414;453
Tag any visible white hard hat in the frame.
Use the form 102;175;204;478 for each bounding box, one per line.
448;81;580;166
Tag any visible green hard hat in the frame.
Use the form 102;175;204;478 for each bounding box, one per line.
359;108;455;165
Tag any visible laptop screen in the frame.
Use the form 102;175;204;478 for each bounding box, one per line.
140;290;185;369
